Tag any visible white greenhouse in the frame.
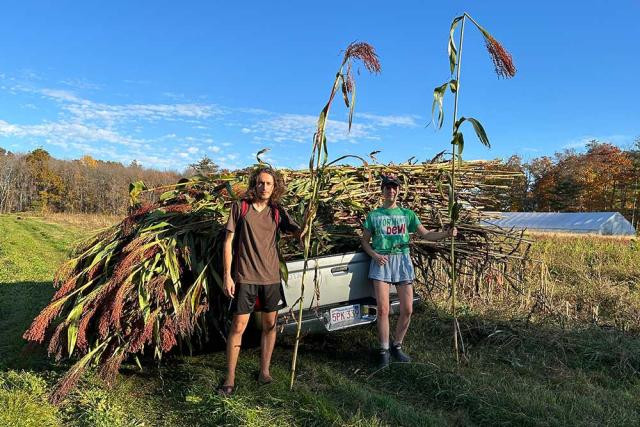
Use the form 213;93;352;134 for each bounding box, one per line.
483;212;636;236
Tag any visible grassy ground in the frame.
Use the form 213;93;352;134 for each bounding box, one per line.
1;214;639;426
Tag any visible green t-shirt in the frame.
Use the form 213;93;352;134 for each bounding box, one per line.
363;207;421;255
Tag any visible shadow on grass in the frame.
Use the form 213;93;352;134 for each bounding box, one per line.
0;281;54;370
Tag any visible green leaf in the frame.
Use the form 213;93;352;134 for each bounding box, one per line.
466;117;490;148
447;180;454;216
435;174;446;200
449;15;464;75
66;302;84;355
431;81;449;129
321;135;328;167
134;355;143;371
451;201;462;224
449;79;458;93
455;117;490;148
451;131;465;156
159;190;178;202
128;181;147;207
279;260;289;286
340;75;350;109
256;148;269;164
348;79;356;132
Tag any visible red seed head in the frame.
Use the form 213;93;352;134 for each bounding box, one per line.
76;305;98;352
49;363;87;404
23;303;63;343
160;318;178;353
484;35;516;78
98;350;126;386
344;42;381;74
53;276;78;300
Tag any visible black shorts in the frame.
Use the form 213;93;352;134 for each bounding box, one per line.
230;283;287;315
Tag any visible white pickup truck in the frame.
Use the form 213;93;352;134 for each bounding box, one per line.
276;251;420;334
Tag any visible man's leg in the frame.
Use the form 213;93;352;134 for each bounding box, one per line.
259;311;278;381
223;313;250;387
393;284;414;345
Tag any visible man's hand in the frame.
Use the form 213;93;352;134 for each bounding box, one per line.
373;252;389;266
295;227;307;246
223;274;235;298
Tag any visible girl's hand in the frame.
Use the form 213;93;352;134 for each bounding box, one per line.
373;253;388;266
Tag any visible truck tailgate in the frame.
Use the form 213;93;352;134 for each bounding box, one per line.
282;251;374;310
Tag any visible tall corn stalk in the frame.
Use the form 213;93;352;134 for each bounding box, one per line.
431;12;516;361
289;42;380;389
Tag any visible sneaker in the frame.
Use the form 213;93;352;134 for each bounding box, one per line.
377;349;390;369
390;343;411;363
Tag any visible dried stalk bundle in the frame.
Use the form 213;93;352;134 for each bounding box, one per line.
24;159;526;403
24;179;231;404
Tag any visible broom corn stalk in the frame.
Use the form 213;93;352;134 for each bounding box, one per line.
431;12;516;362
290;42;381;389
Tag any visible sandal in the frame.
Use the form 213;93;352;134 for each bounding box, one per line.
257;373;273;385
216;384;236;396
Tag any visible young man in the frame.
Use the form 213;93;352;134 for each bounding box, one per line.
361;175;456;368
218;167;300;395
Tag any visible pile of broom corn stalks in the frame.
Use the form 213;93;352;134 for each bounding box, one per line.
24;159;528;403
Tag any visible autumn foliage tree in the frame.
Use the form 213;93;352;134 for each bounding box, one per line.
496;140;638;225
0;147;180;214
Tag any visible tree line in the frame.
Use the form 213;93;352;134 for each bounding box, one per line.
0;147;182;214
2;141;639;226
487;140;640;227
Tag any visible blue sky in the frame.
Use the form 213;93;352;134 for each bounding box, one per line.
1;1;638;171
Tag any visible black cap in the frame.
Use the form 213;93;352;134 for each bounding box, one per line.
381;175;401;188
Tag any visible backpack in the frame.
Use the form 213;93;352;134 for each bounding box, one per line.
238;199;281;225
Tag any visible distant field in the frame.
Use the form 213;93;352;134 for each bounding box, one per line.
1;214;639;426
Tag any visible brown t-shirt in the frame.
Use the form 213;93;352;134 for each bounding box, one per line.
225;201;300;285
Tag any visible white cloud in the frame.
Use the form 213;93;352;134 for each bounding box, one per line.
245;113;373;144
40;88;84;103
357;113;420;127
0;119;142;147
209;145;221;153
187;146;199;154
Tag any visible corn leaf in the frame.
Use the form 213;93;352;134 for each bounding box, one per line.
455;117;490;148
431;81;449;129
449;15;464;75
348;78;356;132
66;302;84;355
128;181;147;207
340;75;350;109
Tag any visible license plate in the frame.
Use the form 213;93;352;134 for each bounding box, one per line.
329;304;360;326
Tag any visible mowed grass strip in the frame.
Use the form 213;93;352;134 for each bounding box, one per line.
1;214;639;426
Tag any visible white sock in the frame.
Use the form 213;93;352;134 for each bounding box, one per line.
380;342;389;350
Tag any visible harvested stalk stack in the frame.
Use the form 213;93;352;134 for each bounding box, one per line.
24;159;528;403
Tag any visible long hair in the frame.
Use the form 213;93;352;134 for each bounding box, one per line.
243;167;286;205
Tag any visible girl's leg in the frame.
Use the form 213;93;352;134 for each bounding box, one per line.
393;284;414;345
373;280;391;348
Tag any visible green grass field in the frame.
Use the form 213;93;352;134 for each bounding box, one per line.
1;214;639;426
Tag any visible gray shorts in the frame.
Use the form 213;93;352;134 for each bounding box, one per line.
368;252;415;285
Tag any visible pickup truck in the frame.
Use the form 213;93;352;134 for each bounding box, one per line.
275;251;420;335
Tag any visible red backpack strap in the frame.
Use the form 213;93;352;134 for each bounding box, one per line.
240;200;249;218
273;205;280;225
